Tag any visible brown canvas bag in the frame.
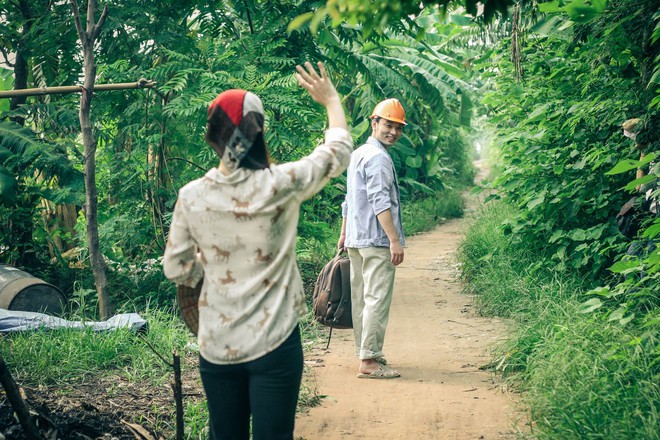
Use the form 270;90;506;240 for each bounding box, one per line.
312;249;352;347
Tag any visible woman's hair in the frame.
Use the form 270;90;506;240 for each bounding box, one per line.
205;90;271;171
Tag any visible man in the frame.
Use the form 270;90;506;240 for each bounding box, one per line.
338;98;407;379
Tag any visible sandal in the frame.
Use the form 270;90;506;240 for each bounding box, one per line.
357;366;400;379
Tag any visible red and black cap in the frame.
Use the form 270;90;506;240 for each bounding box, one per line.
207;90;265;170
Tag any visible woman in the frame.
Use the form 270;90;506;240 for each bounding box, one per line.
162;62;352;440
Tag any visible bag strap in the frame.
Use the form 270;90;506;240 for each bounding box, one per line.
325;324;334;350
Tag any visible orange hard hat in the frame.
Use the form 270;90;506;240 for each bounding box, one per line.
370;98;407;125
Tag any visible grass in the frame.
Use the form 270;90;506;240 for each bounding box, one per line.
526;318;659;440
402;187;464;236
459;199;660;439
0;308;192;386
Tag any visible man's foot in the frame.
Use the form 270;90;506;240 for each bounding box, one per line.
358;358;399;378
357;366;400;379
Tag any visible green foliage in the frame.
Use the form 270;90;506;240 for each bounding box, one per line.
459;200;583;317
0;117;83;267
459;200;659;439
482;2;659;279
0;121;78;205
472;5;660;436
183;399;209;439
0;68;12;113
289;0;520;36
314;11;477;194
538;0;608;23
581;145;659;325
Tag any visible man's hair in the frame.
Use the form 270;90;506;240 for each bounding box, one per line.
372;116;404;128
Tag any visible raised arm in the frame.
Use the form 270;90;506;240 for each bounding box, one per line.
296;61;347;131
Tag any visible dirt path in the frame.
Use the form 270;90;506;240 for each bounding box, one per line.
295;187;525;439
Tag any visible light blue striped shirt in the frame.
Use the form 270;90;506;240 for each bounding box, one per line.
341;136;405;248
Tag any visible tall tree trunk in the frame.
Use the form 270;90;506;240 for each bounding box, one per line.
146;93;169;251
69;0;111;319
10;0;31;123
11;0;35;268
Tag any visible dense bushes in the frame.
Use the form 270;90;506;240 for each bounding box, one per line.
460;4;659;437
459;201;659;439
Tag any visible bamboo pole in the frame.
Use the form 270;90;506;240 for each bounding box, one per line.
0;78;156;98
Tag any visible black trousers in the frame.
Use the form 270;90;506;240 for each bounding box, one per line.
199;325;303;440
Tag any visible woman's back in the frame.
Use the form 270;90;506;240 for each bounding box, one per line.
162;62;352;439
165;128;352;364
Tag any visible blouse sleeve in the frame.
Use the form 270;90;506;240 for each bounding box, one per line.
162;197;204;288
279;127;353;202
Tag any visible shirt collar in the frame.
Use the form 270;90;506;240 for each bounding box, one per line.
204;167;252;184
366;136;387;152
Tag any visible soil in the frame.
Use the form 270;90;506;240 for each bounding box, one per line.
0;351;206;439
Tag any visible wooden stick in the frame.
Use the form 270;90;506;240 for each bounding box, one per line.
172;353;184;440
138;335;185;439
0;79;156;99
0;353;43;440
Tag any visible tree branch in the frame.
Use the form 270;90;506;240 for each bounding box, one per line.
0;80;156;98
85;0;95;34
68;0;85;43
244;0;255;34
166;156;207;172
91;4;108;41
137;334;173;368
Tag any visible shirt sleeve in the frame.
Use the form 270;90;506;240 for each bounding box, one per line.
365;154;394;216
162;197;204;288
280;127;353;202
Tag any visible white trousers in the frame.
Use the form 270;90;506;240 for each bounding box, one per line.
348;247;396;360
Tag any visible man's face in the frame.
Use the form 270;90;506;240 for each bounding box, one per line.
372;118;404;148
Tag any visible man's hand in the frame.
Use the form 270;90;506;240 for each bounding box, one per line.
390;241;404;266
376;209;404;265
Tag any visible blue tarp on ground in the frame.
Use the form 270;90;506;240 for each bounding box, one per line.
0;309;148;333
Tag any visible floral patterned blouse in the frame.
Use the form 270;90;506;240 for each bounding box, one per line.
163;128;353;364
